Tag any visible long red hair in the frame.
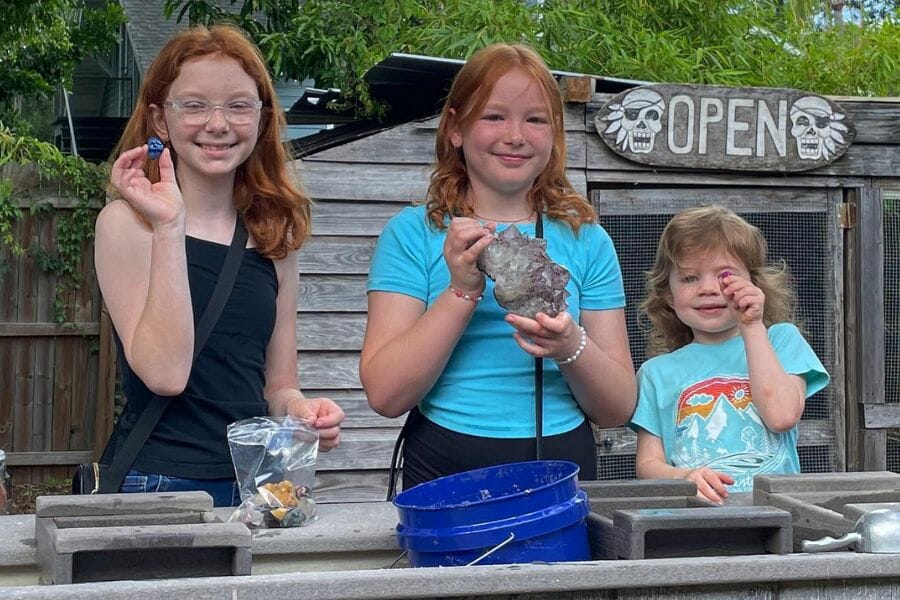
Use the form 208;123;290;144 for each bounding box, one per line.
425;43;594;231
109;24;309;258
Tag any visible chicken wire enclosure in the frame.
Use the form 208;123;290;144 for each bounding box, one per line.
590;187;844;481
883;188;900;473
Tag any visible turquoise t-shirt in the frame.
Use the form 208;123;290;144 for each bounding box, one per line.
367;205;626;438
630;323;830;492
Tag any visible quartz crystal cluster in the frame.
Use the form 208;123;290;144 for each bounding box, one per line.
476;225;570;319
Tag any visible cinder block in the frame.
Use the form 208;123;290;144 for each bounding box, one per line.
590;506;792;560
753;472;900;494
35;492;250;584
580;479;697;499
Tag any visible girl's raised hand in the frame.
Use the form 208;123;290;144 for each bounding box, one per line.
110;145;184;229
443;217;494;297
684;466;734;505
719;272;765;327
505;310;581;361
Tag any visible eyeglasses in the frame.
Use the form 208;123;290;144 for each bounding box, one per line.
163;100;264;125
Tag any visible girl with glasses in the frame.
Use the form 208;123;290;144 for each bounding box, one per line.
94;24;344;506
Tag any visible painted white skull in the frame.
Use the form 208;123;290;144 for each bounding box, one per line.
789;96;848;160
603;89;666;154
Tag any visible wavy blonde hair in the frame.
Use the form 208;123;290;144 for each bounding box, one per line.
424;43;594;232
641;205;797;355
108;24;310;259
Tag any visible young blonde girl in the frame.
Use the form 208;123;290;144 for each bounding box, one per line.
360;43;636;490
95;25;344;505
631;205;829;503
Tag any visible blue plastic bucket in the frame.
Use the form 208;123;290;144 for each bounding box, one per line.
393;460;590;567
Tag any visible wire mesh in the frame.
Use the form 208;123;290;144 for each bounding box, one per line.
885;189;900;406
593;194;838;480
882;188;900;473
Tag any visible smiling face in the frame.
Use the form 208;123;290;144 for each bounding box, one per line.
151;54;261;186
667;247;750;345
449;68;553;210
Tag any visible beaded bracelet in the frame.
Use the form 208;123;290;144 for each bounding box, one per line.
449;286;484;303
557;326;587;366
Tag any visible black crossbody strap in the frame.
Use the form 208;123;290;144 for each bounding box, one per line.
99;216;249;493
534;214;544;460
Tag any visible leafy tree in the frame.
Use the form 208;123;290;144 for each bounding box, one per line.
0;1;125;322
164;0;897;118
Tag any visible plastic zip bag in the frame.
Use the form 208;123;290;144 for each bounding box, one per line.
227;415;318;528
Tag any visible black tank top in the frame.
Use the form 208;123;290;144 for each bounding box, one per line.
112;236;277;479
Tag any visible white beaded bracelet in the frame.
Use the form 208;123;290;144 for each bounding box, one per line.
557;326;587;366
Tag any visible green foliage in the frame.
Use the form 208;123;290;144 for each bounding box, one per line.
0;0;123;324
166;0;898;118
0;125;108;324
0;1;125;111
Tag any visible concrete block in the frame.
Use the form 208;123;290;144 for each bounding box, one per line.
34;492;250;584
36;491;212;518
580;479;697;499
753;471;900;494
599;505;792;559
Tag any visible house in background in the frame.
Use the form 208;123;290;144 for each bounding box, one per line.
55;0;323;162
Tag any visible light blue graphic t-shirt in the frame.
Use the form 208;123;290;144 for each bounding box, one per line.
630;323;829;492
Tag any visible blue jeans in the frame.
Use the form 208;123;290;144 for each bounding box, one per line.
120;469;242;507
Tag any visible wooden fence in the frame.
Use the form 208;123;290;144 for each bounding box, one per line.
0;164;114;484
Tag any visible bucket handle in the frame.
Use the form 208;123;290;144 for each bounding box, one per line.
466;532;516;567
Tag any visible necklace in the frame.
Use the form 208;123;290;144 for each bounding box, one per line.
471;211;534;224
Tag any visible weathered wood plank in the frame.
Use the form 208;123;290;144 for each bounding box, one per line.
586;132;900;177
862;404;900;429
51;337;72;452
302;162;588;203
69;337;91;452
95;309;116;457
0;323;100;336
313;469;390;504
590;187;829;214
310;201;407;236
302;120;586;169
298;275;368;312
31;337;53;451
297;313;366;351
301;162;432;201
302;389;401;428
298;351;361;389
586;169;858;188
5;450;94;466
0;212;18;323
825;189;846;472
14;335;34;453
315;429;396;471
298;236;376;275
0;340;13;450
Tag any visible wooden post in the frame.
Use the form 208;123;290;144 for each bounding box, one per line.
854;185;886;470
94;305;116;459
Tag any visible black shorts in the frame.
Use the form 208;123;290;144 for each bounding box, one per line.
400;413;598;491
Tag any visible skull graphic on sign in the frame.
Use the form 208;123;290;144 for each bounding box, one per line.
602;89;666;154
789;96;849;161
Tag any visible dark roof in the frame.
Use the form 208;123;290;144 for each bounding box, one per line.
119;0;187;74
119;0;245;74
289;52;646;158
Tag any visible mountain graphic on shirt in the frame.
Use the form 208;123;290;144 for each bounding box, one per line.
673;375;789;480
675;376;752;427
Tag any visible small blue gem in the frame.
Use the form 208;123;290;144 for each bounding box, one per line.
147;136;165;160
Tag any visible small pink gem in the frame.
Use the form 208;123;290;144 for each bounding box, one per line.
719;271;733;280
